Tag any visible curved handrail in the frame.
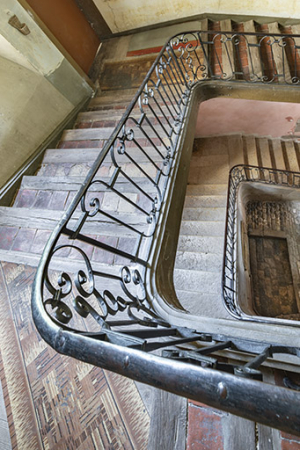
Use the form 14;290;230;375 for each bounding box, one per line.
32;30;300;435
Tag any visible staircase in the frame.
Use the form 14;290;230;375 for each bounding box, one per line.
175;134;300;319
2;18;300;449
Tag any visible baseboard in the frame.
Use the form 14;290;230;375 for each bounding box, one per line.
0;95;92;207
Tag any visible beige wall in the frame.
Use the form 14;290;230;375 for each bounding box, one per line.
0;0;94;189
93;0;300;33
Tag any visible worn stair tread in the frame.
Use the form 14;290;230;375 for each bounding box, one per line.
61;126;172;142
242;20;263;78
186;184;228;196
0;207;151;236
43;146;166;164
268;22;291;82
20;175;159;194
175;289;229;318
182;207;226;221
177;235;224;254
179;220;224;237
184;195;227;208
174;267;222;294
175;250;223;272
76;108;172;123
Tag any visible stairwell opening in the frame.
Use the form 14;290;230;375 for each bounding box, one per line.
237;182;300;322
173;95;300;323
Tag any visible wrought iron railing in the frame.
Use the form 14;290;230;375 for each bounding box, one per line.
32;30;300;435
223;164;300;321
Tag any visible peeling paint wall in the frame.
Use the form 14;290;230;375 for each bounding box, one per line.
0;0;93;189
92;0;300;33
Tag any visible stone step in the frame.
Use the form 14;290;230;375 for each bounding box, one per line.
76;107;172;125
173;268;222;295
0;207;151;236
42;146;166;164
20;176;158;195
242;20;263;78
193;136;230;156
175;250;223;272
184;195;227;208
175;289;229;318
268;22;291;83
188;165;230;185
179;220;224;237
186;184;228;196
182;207;226;222
177;235;224;254
188;154;229;168
37;159;159;179
61;126;167;143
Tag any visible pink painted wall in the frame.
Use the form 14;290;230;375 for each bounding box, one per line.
195;98;300;139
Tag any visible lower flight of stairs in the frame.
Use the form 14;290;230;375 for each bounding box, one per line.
174;134;300;319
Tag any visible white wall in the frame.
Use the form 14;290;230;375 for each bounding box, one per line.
0;0;94;189
93;0;300;33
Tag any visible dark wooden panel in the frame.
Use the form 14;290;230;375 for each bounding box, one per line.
26;0;101;73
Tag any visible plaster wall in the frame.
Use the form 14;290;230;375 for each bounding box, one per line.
0;0;93;190
195;98;300;139
92;0;300;33
0;57;74;188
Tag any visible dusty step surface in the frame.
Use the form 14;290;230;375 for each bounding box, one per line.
0;207;152;236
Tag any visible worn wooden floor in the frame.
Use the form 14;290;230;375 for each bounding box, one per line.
0;262;149;449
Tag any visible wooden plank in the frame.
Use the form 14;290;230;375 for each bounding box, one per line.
271;139;286;170
283;140;299;171
228;134;244;169
243;20;262;79
268;22;291;83
148;389;187;450
220;19;234;80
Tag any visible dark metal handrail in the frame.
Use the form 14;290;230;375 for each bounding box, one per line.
32;30;300;435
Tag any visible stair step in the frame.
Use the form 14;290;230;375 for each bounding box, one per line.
173;268;222;295
184;195;227;208
189;154;229;167
179;221;224;237
76;108;172;125
20;176;158;195
182;207;226;221
268;22;291;82
242;20;263;78
188;165;230;185
61;126;163;142
43;146;166;164
0;246;125;273
175;251;223;272
177;235;224;253
186;184;228;196
193;136;230;156
175;289;229;318
0;207;151;236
